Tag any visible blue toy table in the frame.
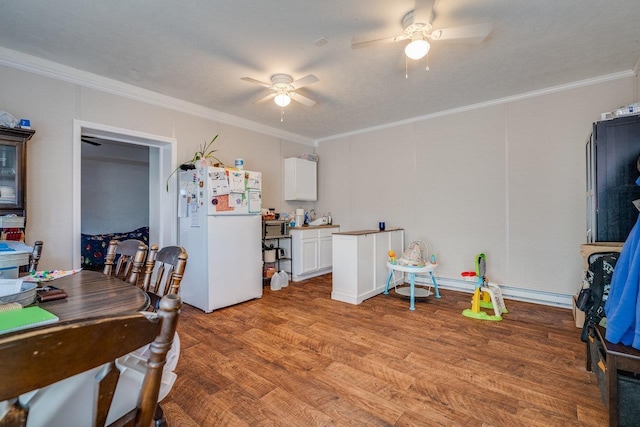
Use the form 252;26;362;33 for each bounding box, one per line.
384;261;441;310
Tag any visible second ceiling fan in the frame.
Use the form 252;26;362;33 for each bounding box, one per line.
352;0;492;61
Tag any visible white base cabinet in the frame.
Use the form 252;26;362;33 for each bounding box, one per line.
291;226;340;281
332;229;404;304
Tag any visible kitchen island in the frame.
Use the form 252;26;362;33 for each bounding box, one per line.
331;228;404;304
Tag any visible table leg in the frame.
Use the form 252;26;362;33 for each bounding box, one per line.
430;271;441;298
409;273;416;311
384;270;393;295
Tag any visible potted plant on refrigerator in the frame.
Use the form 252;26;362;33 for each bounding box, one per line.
165;135;224;191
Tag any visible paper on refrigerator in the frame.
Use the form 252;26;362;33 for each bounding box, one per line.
228;170;246;193
208;169;230;196
246;171;261;190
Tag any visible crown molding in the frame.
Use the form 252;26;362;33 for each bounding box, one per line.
0;47;315;146
316;69;636;144
1;46;633;148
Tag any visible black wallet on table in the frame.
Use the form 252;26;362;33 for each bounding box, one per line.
36;286;68;302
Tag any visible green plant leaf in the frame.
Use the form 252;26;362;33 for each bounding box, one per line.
165;134;223;191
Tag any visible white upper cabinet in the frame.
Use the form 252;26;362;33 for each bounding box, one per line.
284;158;317;201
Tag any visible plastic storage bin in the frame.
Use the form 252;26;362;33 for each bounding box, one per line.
580;243;623;268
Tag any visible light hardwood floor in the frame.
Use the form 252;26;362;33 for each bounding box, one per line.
162;274;607;426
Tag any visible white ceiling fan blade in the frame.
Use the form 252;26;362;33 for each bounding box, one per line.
291;93;316;107
413;0;437;24
290;74;319;90
254;93;276;104
351;34;401;49
241;77;272;88
81;137;102;146
430;23;492;42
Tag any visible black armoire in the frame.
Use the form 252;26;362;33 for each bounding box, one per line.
587;115;640;242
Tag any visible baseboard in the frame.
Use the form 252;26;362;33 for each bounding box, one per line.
331;288;384;305
413;275;573;309
291;267;331;282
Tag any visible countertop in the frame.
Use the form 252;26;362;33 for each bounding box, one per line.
290;224;340;230
333;228;403;236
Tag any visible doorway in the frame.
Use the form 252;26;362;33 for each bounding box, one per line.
81;138;149;236
72;120;177;269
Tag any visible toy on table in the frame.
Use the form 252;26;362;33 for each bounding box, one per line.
388;250;396;264
397;241;427;266
22;269;82;282
461;253;508;321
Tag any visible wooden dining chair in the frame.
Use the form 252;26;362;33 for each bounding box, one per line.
103;239;148;286
0;293;182;427
18;241;44;277
28;241;43;273
141;245;188;311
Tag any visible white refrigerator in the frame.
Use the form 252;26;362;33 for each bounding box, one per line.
178;166;263;312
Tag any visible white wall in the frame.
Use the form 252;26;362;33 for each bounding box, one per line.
81;142;149;235
316;76;638;299
1;60;637;301
0;65;307;270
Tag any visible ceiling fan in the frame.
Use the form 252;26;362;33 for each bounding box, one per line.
351;0;491;61
81;136;102;146
241;74;319;107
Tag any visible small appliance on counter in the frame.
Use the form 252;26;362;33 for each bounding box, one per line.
264;220;289;237
295;208;304;228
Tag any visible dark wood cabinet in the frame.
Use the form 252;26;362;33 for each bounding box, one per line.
587;325;640;426
587;115;640;242
0;126;35;238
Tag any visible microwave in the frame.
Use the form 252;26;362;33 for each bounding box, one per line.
264;220;289;237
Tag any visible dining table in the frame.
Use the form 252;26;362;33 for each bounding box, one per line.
35;270;150;321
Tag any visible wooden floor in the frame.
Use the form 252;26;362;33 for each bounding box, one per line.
162;274;608;426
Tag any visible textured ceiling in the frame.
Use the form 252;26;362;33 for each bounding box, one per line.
1;0;639;142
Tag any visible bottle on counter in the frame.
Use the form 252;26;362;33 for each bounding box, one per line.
327;212;332;225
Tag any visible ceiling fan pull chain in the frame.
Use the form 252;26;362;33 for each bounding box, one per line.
426;53;430;71
405;56;409;79
280;108;284;123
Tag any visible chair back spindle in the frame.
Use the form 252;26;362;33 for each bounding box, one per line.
141;245;188;311
28;241;43;273
103;239;148;286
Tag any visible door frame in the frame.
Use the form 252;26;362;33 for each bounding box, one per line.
72;120;177;269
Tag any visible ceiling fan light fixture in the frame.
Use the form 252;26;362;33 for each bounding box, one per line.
274;92;291;107
404;39;430;60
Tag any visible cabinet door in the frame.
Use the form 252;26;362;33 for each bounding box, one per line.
0;141;24;211
284;158;317;201
356;234;375;295
318;236;333;270
586;133;595;242
594;116;640;242
301;238;318;273
0;127;32;221
317;227;337;270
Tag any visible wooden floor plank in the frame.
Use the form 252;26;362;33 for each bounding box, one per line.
258;387;336;426
161;274;608;425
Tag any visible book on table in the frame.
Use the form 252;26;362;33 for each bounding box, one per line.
0;305;59;334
